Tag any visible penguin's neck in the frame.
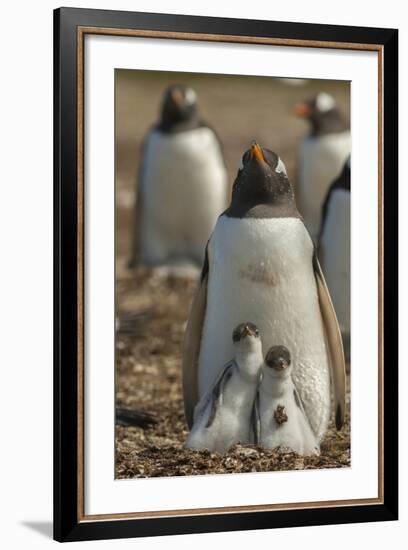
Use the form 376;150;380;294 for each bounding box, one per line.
235;350;263;382
261;369;293;398
157;113;201;134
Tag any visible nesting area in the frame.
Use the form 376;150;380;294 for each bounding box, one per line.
115;267;350;479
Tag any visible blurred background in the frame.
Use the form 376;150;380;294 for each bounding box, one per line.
116;70;350;262
115;70;350;478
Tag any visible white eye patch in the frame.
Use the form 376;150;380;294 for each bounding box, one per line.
316;92;336;113
184;88;197;105
238;156;244;171
275;157;287;175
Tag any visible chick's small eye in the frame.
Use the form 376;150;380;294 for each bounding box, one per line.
255;329;259;336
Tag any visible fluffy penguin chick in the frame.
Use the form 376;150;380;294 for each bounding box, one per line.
185;323;263;453
129;84;228;269
256;346;320;455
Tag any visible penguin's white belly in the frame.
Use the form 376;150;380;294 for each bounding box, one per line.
186;372;256;452
259;384;319;455
320;190;350;336
140;127;227;265
297;131;350;241
199;216;330;438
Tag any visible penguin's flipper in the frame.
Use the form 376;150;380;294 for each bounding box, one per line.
190;360;235;428
293;386;316;434
182;245;210;428
293;386;307;416
251;391;261;445
204;361;235;428
313;251;346;430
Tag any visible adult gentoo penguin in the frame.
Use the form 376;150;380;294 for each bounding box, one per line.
254;345;319;455
185;322;263;452
128;84;228;269
182;142;346;442
319;157;351;360
294;92;350;241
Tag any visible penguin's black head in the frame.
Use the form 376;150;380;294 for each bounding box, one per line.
265;345;291;371
159;85;198;131
232;322;260;343
294;92;348;137
230;142;295;214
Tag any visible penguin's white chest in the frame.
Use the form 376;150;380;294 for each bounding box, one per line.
199;216;330;438
258;376;319;455
140;127;227;265
320;189;350;335
297;131;350;240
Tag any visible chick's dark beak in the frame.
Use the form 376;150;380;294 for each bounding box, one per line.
242;325;251;337
250;142;266;163
275;359;288;370
242;324;257;338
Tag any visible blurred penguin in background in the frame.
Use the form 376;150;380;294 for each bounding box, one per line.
319;157;351;361
294;92;350;242
128;84;228;272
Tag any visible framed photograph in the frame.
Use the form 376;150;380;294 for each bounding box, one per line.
54;7;398;542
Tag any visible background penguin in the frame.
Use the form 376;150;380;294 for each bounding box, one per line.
185;322;263;453
254;345;319;455
182;142;346;443
128;84;228;269
294;92;350;242
319;157;351;361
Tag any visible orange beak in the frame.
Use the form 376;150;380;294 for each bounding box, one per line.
293;102;311;117
250;141;266;162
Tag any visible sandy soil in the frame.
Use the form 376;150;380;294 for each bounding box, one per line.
115;71;351;478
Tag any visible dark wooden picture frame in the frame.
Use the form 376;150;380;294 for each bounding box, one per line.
54;7;398;542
